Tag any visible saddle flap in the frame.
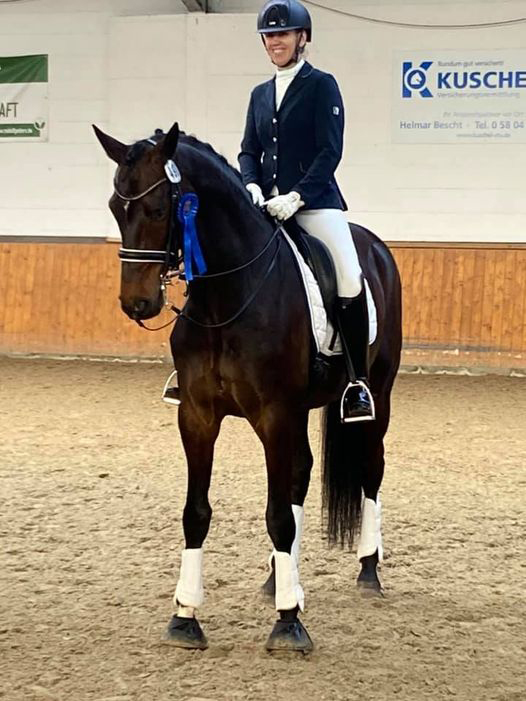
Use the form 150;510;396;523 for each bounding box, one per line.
283;220;338;324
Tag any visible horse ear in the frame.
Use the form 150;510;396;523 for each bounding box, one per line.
162;122;180;159
92;124;129;164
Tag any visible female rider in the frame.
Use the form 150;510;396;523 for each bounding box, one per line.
239;0;374;423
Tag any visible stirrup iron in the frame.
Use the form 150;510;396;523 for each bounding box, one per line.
340;379;375;424
162;370;181;406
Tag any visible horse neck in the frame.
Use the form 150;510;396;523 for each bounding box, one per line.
179;147;273;273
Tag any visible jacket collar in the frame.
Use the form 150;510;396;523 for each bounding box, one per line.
264;61;314;114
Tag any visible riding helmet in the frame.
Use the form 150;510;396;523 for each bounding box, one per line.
257;0;312;42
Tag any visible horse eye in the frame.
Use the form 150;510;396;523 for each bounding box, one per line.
150;207;165;220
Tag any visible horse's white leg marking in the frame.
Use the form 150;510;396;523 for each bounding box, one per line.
274;551;305;612
357;495;383;562
174;548;204;617
268;503;304;568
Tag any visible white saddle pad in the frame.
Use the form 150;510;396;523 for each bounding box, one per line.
283;231;378;356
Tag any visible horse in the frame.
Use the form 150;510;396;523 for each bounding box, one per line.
93;121;402;653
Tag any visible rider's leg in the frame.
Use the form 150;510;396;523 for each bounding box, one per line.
295;209;374;422
295;209;362;297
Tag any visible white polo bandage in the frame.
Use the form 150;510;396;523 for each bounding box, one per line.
174;548;204;609
268;504;305;569
357;496;383;562
274;551;304;612
291;504;304;566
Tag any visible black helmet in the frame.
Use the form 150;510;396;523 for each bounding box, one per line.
257;0;312;42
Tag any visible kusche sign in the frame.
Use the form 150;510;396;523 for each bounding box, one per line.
393;50;526;144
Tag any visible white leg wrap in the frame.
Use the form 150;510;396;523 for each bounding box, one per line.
268;504;305;569
274;551;304;612
357;496;383;562
291;504;304;567
174;548;204;609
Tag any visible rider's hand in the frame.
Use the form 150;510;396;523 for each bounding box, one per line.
246;183;265;207
265;191;304;221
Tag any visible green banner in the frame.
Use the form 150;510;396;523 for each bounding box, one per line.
0;55;48;141
0;55;48;84
0;123;45;138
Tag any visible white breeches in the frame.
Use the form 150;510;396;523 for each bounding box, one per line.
295;209;363;299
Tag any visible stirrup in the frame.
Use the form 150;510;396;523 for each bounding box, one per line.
340;380;375;424
162;370;181;406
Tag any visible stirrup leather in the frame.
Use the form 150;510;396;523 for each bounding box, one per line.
340;380;375;424
162;370;181;406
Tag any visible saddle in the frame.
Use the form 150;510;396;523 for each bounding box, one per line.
282;219;338;326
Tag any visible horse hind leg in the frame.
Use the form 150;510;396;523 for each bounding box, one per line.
356;394;391;595
163;402;221;650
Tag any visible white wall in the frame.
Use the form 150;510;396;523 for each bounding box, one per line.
0;0;189;239
1;0;525;242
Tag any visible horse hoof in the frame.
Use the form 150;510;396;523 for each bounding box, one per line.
265;619;314;654
162;615;208;650
356;575;383;596
261;570;276;599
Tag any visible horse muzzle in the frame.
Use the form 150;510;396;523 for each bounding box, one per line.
121;296;162;321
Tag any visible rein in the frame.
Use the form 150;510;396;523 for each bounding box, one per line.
114;149;283;331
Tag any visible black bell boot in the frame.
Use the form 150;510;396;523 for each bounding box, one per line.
336;289;375;423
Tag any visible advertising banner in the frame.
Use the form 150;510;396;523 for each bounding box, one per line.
393;50;526;143
0;55;48;141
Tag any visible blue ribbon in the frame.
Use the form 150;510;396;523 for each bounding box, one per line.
177;193;207;282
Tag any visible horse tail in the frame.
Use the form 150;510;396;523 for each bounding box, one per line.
321;400;363;548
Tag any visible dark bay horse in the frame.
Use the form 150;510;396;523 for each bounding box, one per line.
94;122;402;653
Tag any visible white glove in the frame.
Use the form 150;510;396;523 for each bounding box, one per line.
246;183;265;207
265;191;304;221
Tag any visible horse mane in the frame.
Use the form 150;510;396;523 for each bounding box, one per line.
179;134;243;184
124;128;255;209
125;130;242;184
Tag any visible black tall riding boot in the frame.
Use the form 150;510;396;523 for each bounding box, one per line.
336;288;375;423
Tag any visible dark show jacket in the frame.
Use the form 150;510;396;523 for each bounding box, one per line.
239;61;347;211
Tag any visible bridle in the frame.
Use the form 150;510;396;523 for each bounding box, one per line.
115;158;183;270
113;147;282;330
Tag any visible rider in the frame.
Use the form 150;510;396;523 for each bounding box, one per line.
239;0;374;422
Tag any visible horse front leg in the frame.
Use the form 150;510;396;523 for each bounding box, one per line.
256;407;314;653
163;401;221;650
262;411;313;599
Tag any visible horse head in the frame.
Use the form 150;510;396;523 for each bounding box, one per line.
93;122;183;321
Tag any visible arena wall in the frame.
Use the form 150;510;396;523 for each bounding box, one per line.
1;240;524;371
0;1;524;368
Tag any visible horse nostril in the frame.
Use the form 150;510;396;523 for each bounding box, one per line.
123;298;150;320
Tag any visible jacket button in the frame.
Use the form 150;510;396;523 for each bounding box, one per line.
273;137;277;142
273;155;277;160
273;174;277;179
272;118;277;124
